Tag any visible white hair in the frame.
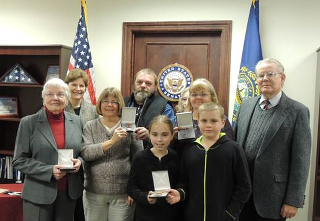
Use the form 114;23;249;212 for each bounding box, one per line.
41;78;69;99
255;58;285;74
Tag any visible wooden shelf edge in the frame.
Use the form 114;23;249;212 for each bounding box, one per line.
0;44;71;49
0;150;14;155
0;83;43;88
0;117;20;122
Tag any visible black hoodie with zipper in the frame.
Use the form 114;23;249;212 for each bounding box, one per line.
177;134;251;221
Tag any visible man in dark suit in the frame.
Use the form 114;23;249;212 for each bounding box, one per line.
124;68;175;147
235;58;311;221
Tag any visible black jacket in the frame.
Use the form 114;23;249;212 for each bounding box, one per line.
178;135;251;221
127;148;181;221
124;93;169;129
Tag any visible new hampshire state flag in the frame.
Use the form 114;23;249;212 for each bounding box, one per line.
232;0;263;125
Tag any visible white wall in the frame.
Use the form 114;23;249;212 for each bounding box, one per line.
1;0;320;220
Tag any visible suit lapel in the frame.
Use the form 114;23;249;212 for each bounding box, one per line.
64;112;75;150
257;93;289;156
37;109;57;150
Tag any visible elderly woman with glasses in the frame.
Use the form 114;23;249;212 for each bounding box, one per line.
13;78;84;221
81;87;143;221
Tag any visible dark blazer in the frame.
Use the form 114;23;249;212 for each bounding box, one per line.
13;109;84;204
234;92;311;219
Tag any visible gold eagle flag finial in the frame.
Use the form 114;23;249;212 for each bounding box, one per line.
252;0;258;9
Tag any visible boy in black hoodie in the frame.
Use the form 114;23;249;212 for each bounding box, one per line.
167;102;251;221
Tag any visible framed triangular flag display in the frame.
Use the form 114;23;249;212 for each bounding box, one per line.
0;63;40;85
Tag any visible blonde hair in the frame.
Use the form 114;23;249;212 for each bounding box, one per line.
175;87;190;113
96;87;125;116
149;115;173;134
187;78;219;110
198;102;224;120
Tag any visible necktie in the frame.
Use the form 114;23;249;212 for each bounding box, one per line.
263;100;270;110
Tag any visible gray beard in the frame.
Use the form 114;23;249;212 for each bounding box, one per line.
134;91;151;103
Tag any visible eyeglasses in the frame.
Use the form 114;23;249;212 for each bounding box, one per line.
102;100;118;106
257;72;280;80
190;92;209;98
45;92;66;98
181;97;188;102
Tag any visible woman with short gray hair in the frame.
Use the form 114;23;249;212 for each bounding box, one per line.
13;78;84;221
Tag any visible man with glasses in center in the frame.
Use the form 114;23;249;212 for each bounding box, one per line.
235;58;311;221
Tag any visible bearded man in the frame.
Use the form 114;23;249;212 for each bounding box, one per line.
124;68;175;146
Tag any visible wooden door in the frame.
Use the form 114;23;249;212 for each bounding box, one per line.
121;21;231;113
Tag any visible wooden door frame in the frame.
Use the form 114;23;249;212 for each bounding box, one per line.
121;21;232;102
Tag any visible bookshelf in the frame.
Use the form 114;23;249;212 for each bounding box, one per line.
0;45;71;182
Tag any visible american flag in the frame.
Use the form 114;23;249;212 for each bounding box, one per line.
68;0;96;104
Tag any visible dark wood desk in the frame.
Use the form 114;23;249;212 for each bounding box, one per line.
0;183;23;221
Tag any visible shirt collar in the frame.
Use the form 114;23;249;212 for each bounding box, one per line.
259;91;282;108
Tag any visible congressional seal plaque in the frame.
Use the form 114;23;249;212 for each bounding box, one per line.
157;63;193;102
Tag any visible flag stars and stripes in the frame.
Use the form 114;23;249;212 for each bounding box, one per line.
3;65;37;84
68;0;96;104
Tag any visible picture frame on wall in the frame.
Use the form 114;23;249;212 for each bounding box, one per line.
46;65;60;82
0;97;19;118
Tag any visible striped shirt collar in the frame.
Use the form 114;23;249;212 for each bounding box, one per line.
259;91;282;109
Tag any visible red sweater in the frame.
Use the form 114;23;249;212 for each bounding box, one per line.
45;107;67;190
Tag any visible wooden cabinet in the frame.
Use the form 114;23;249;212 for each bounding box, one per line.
313;47;320;220
0;45;71;182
